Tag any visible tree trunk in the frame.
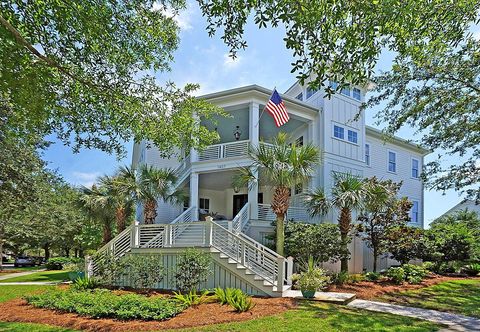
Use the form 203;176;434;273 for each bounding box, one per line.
144;200;157;224
79;249;84;257
115;206;127;232
339;207;352;273
373;247;378;273
0;225;3;272
64;248;70;257
102;221;112;245
271;186;290;256
43;243;50;260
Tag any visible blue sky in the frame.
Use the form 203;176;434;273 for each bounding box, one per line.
42;2;468;225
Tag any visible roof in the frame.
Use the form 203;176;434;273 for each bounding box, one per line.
366;126;430;155
198;84;319;113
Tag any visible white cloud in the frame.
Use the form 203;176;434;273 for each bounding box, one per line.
223;53;242;70
71;171;100;187
152;2;194;31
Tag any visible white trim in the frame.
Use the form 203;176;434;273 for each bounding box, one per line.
387;149;397;174
331;122;359;146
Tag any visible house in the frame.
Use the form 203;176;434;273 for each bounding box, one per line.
438;199;480;219
91;80;429;296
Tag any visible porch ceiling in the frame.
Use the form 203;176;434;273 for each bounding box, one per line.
199;170;237;191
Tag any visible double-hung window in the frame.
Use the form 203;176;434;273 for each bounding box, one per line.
353;88;361;100
412;158;419;178
411;201;419;223
341;86;350;96
365;144;370;166
347;130;358;144
388;151;396;173
296;136;304;146
306;86;318;99
333;125;344;139
199;198;210;213
296;92;303;101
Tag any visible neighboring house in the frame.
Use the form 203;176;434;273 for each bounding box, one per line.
438;200;480;218
130;80;429;274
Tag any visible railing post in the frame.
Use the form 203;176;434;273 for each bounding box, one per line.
165;224;172;247
286;256;294;285
276;256;286;287
85;256;93;278
205;221;213;246
240;242;245;265
227;220;233;233
133;222;140;248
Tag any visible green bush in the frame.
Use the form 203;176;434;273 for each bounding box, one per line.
214;288;255;312
121;254;165;289
347;274;365;283
330;271;349;285
364;272;380;282
173;289;210;307
462;263;480;276
422;261;436;273
386;267;405;284
72;276;100;290
92;252;125;286
402;264;428;284
25;288;185;320
297;257;330;291
46;257;82;270
173;249;211;292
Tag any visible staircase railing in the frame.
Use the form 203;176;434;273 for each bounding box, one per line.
232;203;250;233
171;206;196;224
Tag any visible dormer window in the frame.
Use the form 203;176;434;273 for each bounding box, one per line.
353;88;361;101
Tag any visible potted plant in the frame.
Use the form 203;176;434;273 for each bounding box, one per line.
297;256;330;298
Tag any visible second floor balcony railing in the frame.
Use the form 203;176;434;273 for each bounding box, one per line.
198;139;250;161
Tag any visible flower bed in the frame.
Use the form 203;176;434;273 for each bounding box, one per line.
25;288;185;321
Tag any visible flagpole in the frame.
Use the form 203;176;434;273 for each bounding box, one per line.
254;87;276;128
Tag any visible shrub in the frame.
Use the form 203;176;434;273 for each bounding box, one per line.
173;249;211;292
173;289;210;307
402;264;427;284
386;267;405;284
214;288;255;312
92;252;125;286
72;276;100;290
461;263;480;277
364;272;380;282
25;288;185;320
347;274;365;283
121;254;165;289
422;262;436;273
330;271;349;285
46;257;82;270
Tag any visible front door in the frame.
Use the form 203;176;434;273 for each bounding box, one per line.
232;193;264;217
232;194;248;217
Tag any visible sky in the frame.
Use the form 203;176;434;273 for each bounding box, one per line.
42;1;469;226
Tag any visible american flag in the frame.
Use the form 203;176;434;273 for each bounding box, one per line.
265;89;290;127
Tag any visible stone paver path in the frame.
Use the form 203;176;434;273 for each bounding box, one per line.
348;299;480;332
283;290;356;304
0;269;44;281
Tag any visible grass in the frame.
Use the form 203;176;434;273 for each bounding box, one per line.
0;270;69;283
0;285;55;303
0;322;77;332
377;279;480;318
172;301;442;332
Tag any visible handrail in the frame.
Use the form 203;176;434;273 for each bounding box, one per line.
231;202;249;233
95;224;134;255
171;206;195;224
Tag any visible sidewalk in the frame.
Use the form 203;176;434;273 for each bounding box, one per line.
348;299;480;332
0;269;45;281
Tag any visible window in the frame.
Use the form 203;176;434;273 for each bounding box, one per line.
296;136;304;146
341;86;350;96
365;144;370;166
199;198;210;213
294;183;303;195
295;92;303;101
412;158;419;178
329;81;339;89
333;125;344;139
388;151;396;173
183;198;189;211
353;88;361;100
347;130;358;144
306;86;318;99
411;201;419;223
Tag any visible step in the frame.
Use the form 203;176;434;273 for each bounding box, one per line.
282;290;356;304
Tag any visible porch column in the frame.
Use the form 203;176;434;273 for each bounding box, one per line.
190;172;199;220
249;102;260;147
248;167;259;220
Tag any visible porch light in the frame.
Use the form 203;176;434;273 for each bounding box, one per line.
234;186;240;193
233;126;242;141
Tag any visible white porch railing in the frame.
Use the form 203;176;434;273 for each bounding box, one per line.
198;140;250;161
232;203;250;233
257;203;316;223
171;206;196;224
174;154;191;183
90;220;292;289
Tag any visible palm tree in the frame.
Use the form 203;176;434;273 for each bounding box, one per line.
305;172;365;272
97;175;133;233
233;132;320;256
78;184;115;245
115;165;184;224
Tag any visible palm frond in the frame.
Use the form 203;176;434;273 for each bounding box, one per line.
304;187;330;217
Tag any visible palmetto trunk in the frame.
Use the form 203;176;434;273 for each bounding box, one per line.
102;221;112;245
271;186;290;256
115;206;127;232
339;207;352;273
144;199;157;224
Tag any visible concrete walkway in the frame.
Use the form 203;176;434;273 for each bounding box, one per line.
0;269;45;281
0;281;60;285
348;299;480;332
283;290;356;304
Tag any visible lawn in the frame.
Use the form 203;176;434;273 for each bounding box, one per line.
0;285;55;303
0;322;77;332
173;301;441;332
377;279;480;318
0;270;70;283
0;266;45;273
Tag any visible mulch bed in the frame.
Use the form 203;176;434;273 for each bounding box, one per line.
0;296;297;332
327;275;480;300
